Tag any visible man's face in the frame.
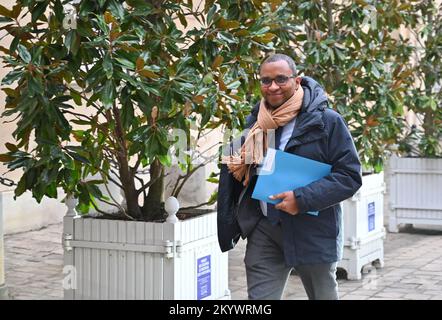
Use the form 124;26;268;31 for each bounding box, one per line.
259;60;300;109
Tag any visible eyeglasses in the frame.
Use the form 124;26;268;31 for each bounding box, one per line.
260;75;295;87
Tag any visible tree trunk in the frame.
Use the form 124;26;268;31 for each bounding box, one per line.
119;164;142;219
139;0;166;221
109;107;142;219
142;159;164;220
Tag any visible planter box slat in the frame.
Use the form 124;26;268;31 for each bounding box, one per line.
396;210;442;219
393;206;442;211
126;221;136;300
109;220;118;300
134;222;144;300
91;220;100;299
153;222;164;300
392;169;442;174
144;222;153;300
99;219;109;300
73;218;82;299
163;222;175;299
84;219;92;300
118;221;126;300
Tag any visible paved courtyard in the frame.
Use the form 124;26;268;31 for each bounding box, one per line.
3;223;442;300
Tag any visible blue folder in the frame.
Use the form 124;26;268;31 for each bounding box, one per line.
252;148;332;215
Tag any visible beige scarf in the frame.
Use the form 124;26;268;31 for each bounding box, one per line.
223;86;304;186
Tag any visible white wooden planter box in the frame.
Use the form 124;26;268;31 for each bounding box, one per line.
338;172;386;280
63;201;229;300
388;156;442;232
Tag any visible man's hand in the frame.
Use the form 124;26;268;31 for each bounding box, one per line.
270;191;299;215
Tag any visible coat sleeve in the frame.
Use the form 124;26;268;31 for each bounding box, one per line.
217;163;243;252
216;135;246;252
293;113;362;213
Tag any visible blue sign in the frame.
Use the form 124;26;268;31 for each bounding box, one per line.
197;255;211;300
368;201;375;232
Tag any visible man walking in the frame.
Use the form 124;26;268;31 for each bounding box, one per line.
217;53;362;300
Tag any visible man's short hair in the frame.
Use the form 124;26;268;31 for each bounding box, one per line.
260;53;297;76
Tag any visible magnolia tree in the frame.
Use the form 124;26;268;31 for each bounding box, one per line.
398;0;441;157
0;0;291;220
278;0;421;171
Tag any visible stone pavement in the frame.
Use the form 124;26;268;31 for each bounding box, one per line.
3;223;442;300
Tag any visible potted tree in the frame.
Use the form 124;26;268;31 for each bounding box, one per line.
0;0;291;299
389;0;442;233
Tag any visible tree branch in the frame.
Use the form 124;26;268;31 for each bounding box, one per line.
136;172;162;196
100;172;128;214
107;174;123;189
134;174;147;199
324;0;334;34
170;152;217;197
132;156;142;174
180;201;214;211
172;156;215;198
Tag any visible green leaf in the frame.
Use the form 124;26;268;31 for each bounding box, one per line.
108;0;126;20
67;151;91;164
116;70;139;87
429;98;437;111
207;190;218;205
370;63;380;79
94;15;109;34
15;175;27;198
17;44;31;63
217;32;238;44
45;183;57;198
27;76;43;97
0;16;13;22
206;177;219;183
2;69;24;85
254;26;270;36
65;30;80;55
70;90;82;106
53;0;63;22
103;52;113;79
157;154;172;167
114;56;136;69
203;72;213;84
121;100;135;129
101;80;115;110
9;37;19;53
31;0;48;24
79;0;95;18
207;5;217;25
226;80;241;90
86;183;103;199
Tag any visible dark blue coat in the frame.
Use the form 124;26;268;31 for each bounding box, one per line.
217;76;362;266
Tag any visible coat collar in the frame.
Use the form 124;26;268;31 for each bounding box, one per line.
284;109;327;150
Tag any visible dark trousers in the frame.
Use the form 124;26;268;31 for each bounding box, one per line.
244;217;339;300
